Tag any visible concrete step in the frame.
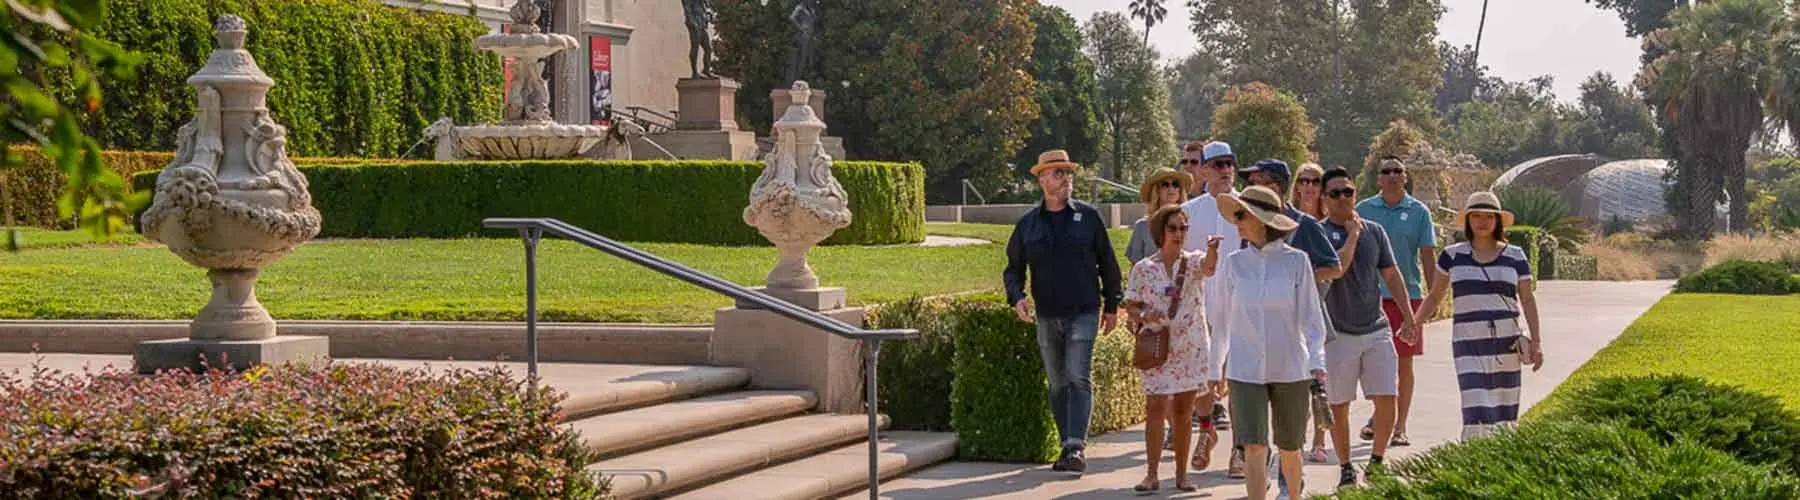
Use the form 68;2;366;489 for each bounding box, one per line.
673;431;958;500
574;390;817;458
364;359;749;420
591;413;888;500
0;320;714;365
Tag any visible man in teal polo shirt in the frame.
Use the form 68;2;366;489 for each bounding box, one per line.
1353;156;1437;447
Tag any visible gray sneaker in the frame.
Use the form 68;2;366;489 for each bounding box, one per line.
1227;448;1246;479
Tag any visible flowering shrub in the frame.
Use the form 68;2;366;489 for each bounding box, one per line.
0;358;606;499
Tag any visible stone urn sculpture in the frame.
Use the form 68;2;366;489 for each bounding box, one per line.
136;15;326;371
742;81;851;290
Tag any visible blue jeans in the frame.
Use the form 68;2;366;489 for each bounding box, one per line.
1035;311;1098;450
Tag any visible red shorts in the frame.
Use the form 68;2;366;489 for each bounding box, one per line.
1384;298;1425;357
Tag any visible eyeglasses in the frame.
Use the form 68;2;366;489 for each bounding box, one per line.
1327;187;1357;199
1380;168;1406;175
1296;177;1321;186
1043;169;1073;179
1166;224;1190;232
1159;181;1182;189
1179;159;1202;166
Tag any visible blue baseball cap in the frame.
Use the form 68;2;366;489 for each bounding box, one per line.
1238;159;1292;185
1201;141;1234;162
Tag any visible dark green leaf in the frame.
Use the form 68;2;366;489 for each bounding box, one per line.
53;0;105;29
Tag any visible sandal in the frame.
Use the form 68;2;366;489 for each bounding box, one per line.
1175;479;1199;492
1360;423;1375;442
1307;445;1330;463
1190;430;1216;470
1134;478;1160;493
1391;432;1412;447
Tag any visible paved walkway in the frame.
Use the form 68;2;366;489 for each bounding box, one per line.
859;280;1673;499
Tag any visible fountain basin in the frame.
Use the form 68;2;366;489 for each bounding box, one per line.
454;123;608;159
475;33;577;60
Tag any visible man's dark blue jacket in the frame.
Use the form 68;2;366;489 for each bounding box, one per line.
1003;200;1123;317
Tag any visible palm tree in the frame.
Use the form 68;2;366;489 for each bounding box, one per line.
1129;0;1167;47
1638;0;1784;237
1765;3;1800;148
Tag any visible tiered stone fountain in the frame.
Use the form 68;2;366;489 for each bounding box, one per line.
428;0;607;160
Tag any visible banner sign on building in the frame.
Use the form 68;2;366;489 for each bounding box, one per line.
590;36;612;126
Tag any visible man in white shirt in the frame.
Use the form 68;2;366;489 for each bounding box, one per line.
1178;140;1241;474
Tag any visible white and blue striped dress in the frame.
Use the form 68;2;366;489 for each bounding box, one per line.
1434;242;1533;440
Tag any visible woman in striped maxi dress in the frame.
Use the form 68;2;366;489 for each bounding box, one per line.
1415;192;1544;441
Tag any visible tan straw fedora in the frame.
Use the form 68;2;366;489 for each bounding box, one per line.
1216;185;1298;231
1454;191;1516;227
1030;149;1081;176
1139;168;1195;204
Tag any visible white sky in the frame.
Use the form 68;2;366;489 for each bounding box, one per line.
1041;0;1645;103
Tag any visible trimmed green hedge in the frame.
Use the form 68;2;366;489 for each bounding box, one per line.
131;160;926;245
1556;253;1599;280
1675;259;1800;295
42;0;500;157
875;294;1142;462
1539;374;1800;476
1338;420;1800;499
1505;226;1542;288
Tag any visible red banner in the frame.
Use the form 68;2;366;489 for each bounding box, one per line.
590;36;612;126
501;24;513;103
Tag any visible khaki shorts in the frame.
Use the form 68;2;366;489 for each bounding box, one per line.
1227;379;1311;451
1325;329;1400;404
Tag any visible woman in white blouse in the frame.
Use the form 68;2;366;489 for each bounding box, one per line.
1210;185;1330;499
1124;205;1221;493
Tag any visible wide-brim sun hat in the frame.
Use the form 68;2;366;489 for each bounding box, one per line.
1030;149;1081;176
1139;168;1194;204
1217;185;1298;232
1454;191;1516;227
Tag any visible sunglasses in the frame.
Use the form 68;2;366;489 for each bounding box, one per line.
1166;224;1190;232
1159;181;1182;189
1207;160;1236;169
1327;187;1357;199
1043;169;1073;179
1296;177;1321;186
1232;209;1248;221
1380;168;1406;175
1179;159;1202;166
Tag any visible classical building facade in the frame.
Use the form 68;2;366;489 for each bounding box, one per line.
387;0;689;126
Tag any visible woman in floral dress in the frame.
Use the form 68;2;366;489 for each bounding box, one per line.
1124;205;1221;493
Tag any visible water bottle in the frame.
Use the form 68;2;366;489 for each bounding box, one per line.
1310;379;1333;431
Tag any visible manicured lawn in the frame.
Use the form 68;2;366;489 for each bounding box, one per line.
3;227;147;250
0;233;1012;323
1533;293;1800;414
926;222;1133;244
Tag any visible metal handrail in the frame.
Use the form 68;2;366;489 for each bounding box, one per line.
482;217;914;499
621;105;679;132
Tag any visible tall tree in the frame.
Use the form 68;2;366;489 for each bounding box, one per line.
1016;5;1104;178
1586;0;1688;37
711;0;1039;202
1569;71;1660;159
1434;42;1502;117
1209;82;1316;167
1166;50;1228;140
1638;0;1784;236
1187;0;1443;171
1441;76;1571;168
1129;0;1168;46
1087;11;1176;182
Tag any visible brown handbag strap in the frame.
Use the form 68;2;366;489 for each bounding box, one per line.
1166;256;1187;320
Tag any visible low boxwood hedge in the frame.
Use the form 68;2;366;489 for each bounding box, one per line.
1337;420;1800;499
1675;259;1800;295
1555;253;1599;281
1539;374;1800;476
130;159;926;245
0;361;605;499
873;294;1143;461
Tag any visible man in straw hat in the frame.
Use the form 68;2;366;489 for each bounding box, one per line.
1004;149;1124;474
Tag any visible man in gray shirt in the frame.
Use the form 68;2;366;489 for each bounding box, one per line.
1317;166;1419;488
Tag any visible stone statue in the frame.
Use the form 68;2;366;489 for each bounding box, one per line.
682;0;717;79
743;81;850;289
785;0;818;85
139;14;323;344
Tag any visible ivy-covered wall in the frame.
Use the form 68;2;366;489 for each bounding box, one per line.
45;0;501;158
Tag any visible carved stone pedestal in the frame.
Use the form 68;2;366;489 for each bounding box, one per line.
135;335;329;374
770;87;827;125
712;287;863;413
677;78;742;131
635;130;760;161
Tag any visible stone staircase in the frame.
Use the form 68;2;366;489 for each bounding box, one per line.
556;362;957;499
